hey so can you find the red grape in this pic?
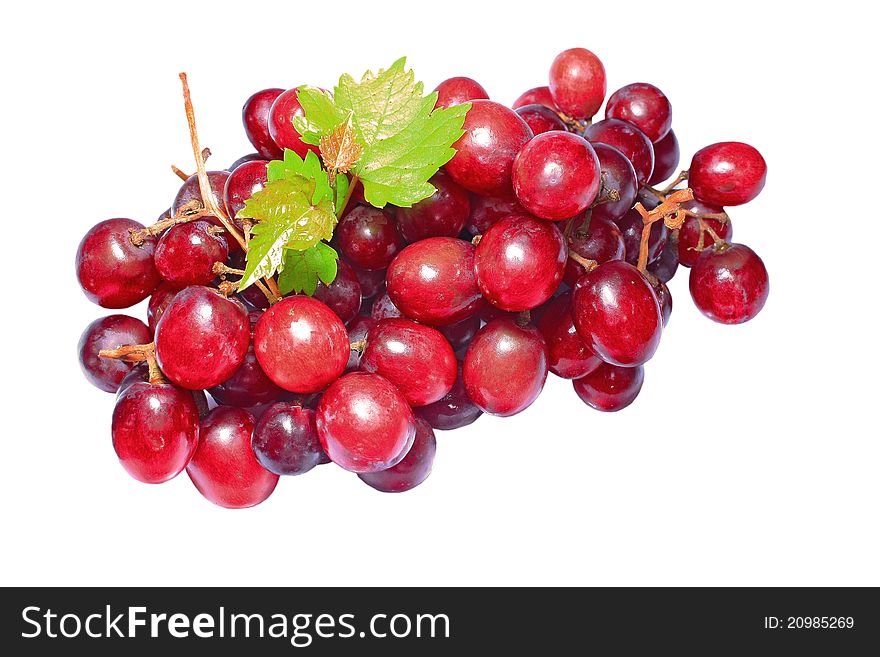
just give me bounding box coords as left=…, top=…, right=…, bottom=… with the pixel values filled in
left=573, top=363, right=644, bottom=412
left=536, top=293, right=602, bottom=379
left=590, top=143, right=638, bottom=223
left=617, top=207, right=668, bottom=267
left=358, top=417, right=436, bottom=493
left=463, top=319, right=549, bottom=416
left=316, top=372, right=416, bottom=473
left=254, top=295, right=349, bottom=393
left=514, top=104, right=566, bottom=135
left=313, top=259, right=361, bottom=324
left=416, top=363, right=482, bottom=430
left=394, top=172, right=471, bottom=242
left=154, top=220, right=229, bottom=286
left=689, top=142, right=767, bottom=206
left=434, top=76, right=489, bottom=108
left=76, top=218, right=161, bottom=308
left=512, top=86, right=557, bottom=111
left=360, top=318, right=457, bottom=406
left=689, top=243, right=769, bottom=324
left=445, top=100, right=533, bottom=197
left=78, top=315, right=151, bottom=392
left=583, top=118, right=655, bottom=187
left=467, top=194, right=526, bottom=235
left=572, top=260, right=662, bottom=367
left=549, top=48, right=606, bottom=119
left=187, top=407, right=279, bottom=508
left=147, top=283, right=181, bottom=334
left=252, top=403, right=327, bottom=476
left=474, top=214, right=566, bottom=311
left=648, top=129, right=680, bottom=186
left=563, top=215, right=626, bottom=286
left=337, top=205, right=404, bottom=270
left=386, top=237, right=483, bottom=325
left=677, top=200, right=732, bottom=268
left=512, top=131, right=601, bottom=220
left=112, top=381, right=200, bottom=484
left=155, top=286, right=250, bottom=390
left=242, top=88, right=284, bottom=159
left=267, top=88, right=319, bottom=160
left=223, top=159, right=268, bottom=225
left=605, top=83, right=672, bottom=142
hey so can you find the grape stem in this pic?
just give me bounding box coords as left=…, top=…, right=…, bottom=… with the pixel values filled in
left=99, top=343, right=165, bottom=385
left=171, top=165, right=190, bottom=182
left=568, top=252, right=598, bottom=273
left=179, top=72, right=280, bottom=305
left=213, top=262, right=245, bottom=277
left=634, top=188, right=694, bottom=273
left=515, top=311, right=532, bottom=328
left=128, top=199, right=206, bottom=246
left=659, top=170, right=690, bottom=196
left=350, top=339, right=367, bottom=353
left=336, top=175, right=360, bottom=219
left=471, top=234, right=482, bottom=246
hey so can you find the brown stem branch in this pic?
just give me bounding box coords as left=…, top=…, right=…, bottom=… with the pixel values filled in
left=179, top=73, right=247, bottom=251
left=171, top=165, right=191, bottom=181
left=350, top=339, right=367, bottom=353
left=660, top=170, right=690, bottom=196
left=568, top=252, right=598, bottom=273
left=99, top=343, right=165, bottom=385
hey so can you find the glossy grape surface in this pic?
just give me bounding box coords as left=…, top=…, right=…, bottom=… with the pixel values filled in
left=254, top=295, right=349, bottom=393
left=605, top=83, right=672, bottom=142
left=648, top=129, right=680, bottom=186
left=155, top=286, right=250, bottom=390
left=358, top=417, right=436, bottom=493
left=573, top=363, right=644, bottom=412
left=386, top=237, right=483, bottom=325
left=474, top=214, right=566, bottom=311
left=267, top=88, right=320, bottom=160
left=360, top=318, right=457, bottom=406
left=337, top=205, right=404, bottom=270
left=252, top=403, right=326, bottom=476
left=434, top=76, right=489, bottom=108
left=154, top=220, right=229, bottom=286
left=78, top=315, right=151, bottom=392
left=394, top=172, right=471, bottom=242
left=689, top=142, right=767, bottom=206
left=514, top=104, right=566, bottom=135
left=536, top=293, right=602, bottom=379
left=512, top=131, right=601, bottom=220
left=590, top=143, right=638, bottom=223
left=187, top=407, right=279, bottom=508
left=112, top=381, right=200, bottom=484
left=76, top=218, right=161, bottom=308
left=549, top=48, right=606, bottom=119
left=463, top=319, right=549, bottom=416
left=572, top=260, right=662, bottom=367
left=689, top=243, right=769, bottom=324
left=583, top=118, right=655, bottom=186
left=316, top=372, right=416, bottom=473
left=445, top=100, right=533, bottom=197
left=242, top=88, right=284, bottom=159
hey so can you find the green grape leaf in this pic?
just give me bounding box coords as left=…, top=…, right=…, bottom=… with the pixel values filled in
left=295, top=57, right=470, bottom=209
left=236, top=173, right=336, bottom=291
left=356, top=98, right=469, bottom=207
left=293, top=87, right=347, bottom=146
left=266, top=149, right=333, bottom=206
left=334, top=57, right=425, bottom=146
left=277, top=243, right=339, bottom=296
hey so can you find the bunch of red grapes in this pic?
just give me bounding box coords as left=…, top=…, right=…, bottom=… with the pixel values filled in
left=76, top=48, right=768, bottom=508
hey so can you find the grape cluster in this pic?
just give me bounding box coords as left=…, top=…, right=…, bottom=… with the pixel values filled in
left=76, top=48, right=769, bottom=508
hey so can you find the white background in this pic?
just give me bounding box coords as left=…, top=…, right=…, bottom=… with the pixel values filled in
left=2, top=0, right=877, bottom=587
